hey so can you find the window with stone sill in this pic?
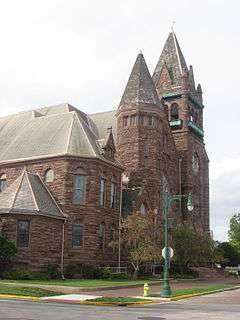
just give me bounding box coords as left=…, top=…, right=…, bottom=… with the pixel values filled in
left=72, top=223, right=84, bottom=247
left=99, top=223, right=105, bottom=250
left=0, top=173, right=6, bottom=192
left=44, top=168, right=54, bottom=183
left=110, top=225, right=116, bottom=253
left=17, top=220, right=30, bottom=248
left=100, top=177, right=106, bottom=206
left=73, top=168, right=86, bottom=205
left=110, top=181, right=117, bottom=208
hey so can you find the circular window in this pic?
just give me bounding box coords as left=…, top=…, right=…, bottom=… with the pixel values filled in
left=192, top=153, right=199, bottom=174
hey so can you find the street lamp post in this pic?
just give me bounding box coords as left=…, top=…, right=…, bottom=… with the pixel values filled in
left=161, top=192, right=193, bottom=298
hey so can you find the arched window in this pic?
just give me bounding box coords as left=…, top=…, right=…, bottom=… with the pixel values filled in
left=99, top=223, right=106, bottom=250
left=0, top=174, right=7, bottom=192
left=140, top=203, right=147, bottom=215
left=170, top=103, right=179, bottom=121
left=110, top=225, right=116, bottom=253
left=73, top=168, right=86, bottom=205
left=100, top=177, right=106, bottom=206
left=45, top=169, right=54, bottom=183
left=110, top=179, right=117, bottom=209
left=72, top=222, right=84, bottom=247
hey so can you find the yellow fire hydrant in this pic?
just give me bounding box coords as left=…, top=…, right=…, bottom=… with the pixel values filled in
left=143, top=283, right=150, bottom=297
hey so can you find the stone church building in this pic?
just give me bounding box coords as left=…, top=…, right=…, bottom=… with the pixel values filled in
left=0, top=31, right=209, bottom=271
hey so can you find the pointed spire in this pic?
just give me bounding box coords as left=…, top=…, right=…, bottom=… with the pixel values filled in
left=188, top=65, right=196, bottom=90
left=152, top=31, right=188, bottom=87
left=119, top=53, right=160, bottom=108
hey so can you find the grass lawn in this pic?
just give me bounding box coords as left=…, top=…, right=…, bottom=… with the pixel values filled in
left=87, top=297, right=152, bottom=304
left=0, top=278, right=159, bottom=288
left=0, top=285, right=59, bottom=297
left=150, top=284, right=237, bottom=298
left=171, top=284, right=236, bottom=297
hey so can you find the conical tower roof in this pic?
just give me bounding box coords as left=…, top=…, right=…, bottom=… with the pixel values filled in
left=0, top=171, right=65, bottom=219
left=119, top=53, right=160, bottom=107
left=152, top=31, right=188, bottom=86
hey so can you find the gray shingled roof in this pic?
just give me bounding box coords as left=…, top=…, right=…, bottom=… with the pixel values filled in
left=0, top=171, right=65, bottom=219
left=0, top=103, right=120, bottom=166
left=90, top=110, right=116, bottom=140
left=119, top=53, right=160, bottom=107
left=152, top=32, right=188, bottom=86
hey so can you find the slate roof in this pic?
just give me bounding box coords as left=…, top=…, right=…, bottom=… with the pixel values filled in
left=119, top=53, right=160, bottom=107
left=90, top=110, right=116, bottom=140
left=152, top=31, right=188, bottom=86
left=0, top=171, right=65, bottom=219
left=0, top=103, right=120, bottom=166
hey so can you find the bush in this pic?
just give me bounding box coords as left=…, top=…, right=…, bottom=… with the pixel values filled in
left=64, top=263, right=113, bottom=279
left=0, top=235, right=17, bottom=274
left=2, top=268, right=33, bottom=280
left=45, top=264, right=61, bottom=279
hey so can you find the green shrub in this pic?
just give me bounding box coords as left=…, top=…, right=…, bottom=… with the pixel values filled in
left=0, top=235, right=17, bottom=274
left=64, top=263, right=114, bottom=279
left=2, top=268, right=33, bottom=280
left=45, top=264, right=61, bottom=279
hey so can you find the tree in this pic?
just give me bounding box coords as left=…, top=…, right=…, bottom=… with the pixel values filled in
left=228, top=213, right=240, bottom=253
left=171, top=227, right=215, bottom=274
left=217, top=242, right=240, bottom=267
left=118, top=210, right=162, bottom=278
left=0, top=235, right=17, bottom=273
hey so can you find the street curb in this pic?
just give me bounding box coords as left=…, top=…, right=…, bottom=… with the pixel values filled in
left=0, top=294, right=39, bottom=301
left=0, top=294, right=154, bottom=306
left=170, top=285, right=240, bottom=301
left=44, top=299, right=154, bottom=306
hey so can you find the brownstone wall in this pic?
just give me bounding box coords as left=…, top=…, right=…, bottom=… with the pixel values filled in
left=0, top=156, right=123, bottom=270
left=1, top=214, right=63, bottom=271
left=116, top=103, right=180, bottom=226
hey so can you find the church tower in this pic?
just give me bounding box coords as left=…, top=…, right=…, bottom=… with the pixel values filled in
left=116, top=53, right=179, bottom=214
left=152, top=31, right=209, bottom=232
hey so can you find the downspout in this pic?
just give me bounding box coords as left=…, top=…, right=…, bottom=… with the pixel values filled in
left=118, top=174, right=123, bottom=273
left=179, top=157, right=182, bottom=219
left=61, top=219, right=66, bottom=279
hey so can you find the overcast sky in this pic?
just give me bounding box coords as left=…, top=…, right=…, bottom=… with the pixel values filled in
left=0, top=0, right=239, bottom=241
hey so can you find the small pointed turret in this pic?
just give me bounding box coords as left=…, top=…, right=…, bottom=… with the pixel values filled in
left=119, top=53, right=160, bottom=108
left=153, top=31, right=188, bottom=87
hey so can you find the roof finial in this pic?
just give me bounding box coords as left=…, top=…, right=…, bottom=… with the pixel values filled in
left=171, top=21, right=176, bottom=33
left=140, top=49, right=143, bottom=54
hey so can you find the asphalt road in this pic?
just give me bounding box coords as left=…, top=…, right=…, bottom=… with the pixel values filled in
left=0, top=289, right=240, bottom=320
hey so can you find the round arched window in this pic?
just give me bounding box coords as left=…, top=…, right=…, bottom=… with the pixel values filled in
left=45, top=169, right=54, bottom=182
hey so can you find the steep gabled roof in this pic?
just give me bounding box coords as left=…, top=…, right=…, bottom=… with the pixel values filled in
left=119, top=53, right=160, bottom=107
left=152, top=31, right=188, bottom=86
left=0, top=171, right=65, bottom=219
left=0, top=104, right=120, bottom=166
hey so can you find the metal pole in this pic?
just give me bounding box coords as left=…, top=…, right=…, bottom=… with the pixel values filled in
left=118, top=175, right=123, bottom=273
left=161, top=192, right=172, bottom=297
